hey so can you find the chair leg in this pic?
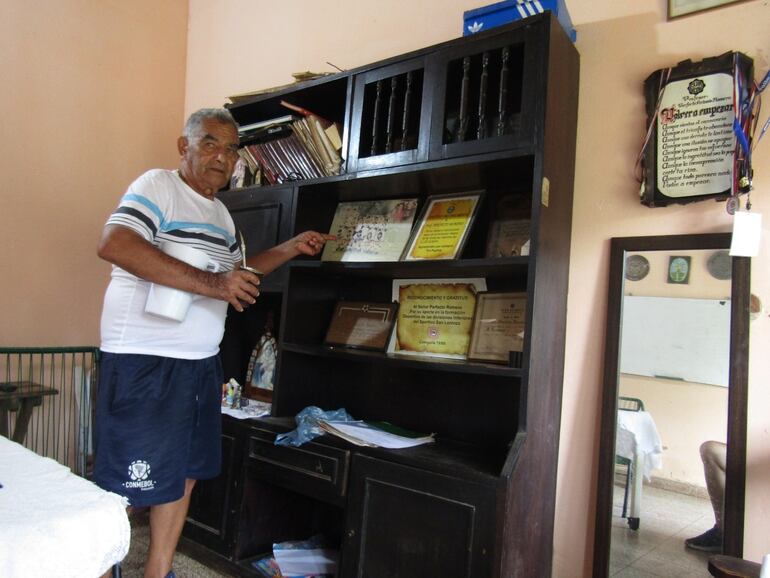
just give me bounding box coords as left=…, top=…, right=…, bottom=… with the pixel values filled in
left=113, top=562, right=122, bottom=578
left=621, top=462, right=631, bottom=519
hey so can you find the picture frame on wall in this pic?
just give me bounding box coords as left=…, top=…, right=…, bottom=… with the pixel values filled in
left=668, top=0, right=745, bottom=19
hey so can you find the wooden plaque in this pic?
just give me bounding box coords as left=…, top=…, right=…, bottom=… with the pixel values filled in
left=467, top=292, right=527, bottom=364
left=402, top=191, right=482, bottom=261
left=324, top=301, right=398, bottom=351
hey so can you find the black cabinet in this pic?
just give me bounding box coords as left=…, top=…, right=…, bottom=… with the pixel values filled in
left=185, top=14, right=579, bottom=577
left=185, top=417, right=247, bottom=558
left=341, top=455, right=497, bottom=578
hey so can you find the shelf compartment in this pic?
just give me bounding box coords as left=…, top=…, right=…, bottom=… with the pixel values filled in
left=281, top=342, right=524, bottom=379
left=288, top=256, right=529, bottom=281
left=348, top=56, right=432, bottom=172
left=272, top=349, right=522, bottom=452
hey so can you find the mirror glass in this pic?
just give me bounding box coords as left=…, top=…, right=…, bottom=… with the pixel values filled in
left=594, top=234, right=750, bottom=578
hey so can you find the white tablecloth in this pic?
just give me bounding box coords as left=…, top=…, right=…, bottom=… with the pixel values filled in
left=0, top=436, right=130, bottom=577
left=616, top=409, right=663, bottom=480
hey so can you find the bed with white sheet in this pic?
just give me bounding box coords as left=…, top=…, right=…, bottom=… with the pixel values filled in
left=0, top=435, right=130, bottom=577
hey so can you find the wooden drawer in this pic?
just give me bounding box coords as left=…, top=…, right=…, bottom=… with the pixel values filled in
left=246, top=429, right=350, bottom=506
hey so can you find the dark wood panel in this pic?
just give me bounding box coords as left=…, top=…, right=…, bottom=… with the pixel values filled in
left=342, top=455, right=497, bottom=578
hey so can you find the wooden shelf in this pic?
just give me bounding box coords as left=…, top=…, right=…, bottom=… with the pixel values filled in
left=281, top=342, right=525, bottom=378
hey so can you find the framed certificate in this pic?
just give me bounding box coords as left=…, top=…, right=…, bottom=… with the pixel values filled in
left=485, top=194, right=531, bottom=258
left=668, top=0, right=745, bottom=18
left=401, top=191, right=482, bottom=261
left=324, top=301, right=398, bottom=351
left=389, top=277, right=487, bottom=359
left=321, top=198, right=419, bottom=262
left=467, top=292, right=527, bottom=364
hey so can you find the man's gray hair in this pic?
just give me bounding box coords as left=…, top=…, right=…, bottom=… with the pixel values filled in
left=183, top=108, right=238, bottom=140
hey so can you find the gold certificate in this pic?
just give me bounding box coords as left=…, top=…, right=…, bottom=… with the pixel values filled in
left=390, top=278, right=487, bottom=359
left=467, top=292, right=527, bottom=363
left=402, top=192, right=482, bottom=261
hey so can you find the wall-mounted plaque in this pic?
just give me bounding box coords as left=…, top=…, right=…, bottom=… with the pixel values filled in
left=324, top=301, right=398, bottom=352
left=322, top=198, right=419, bottom=262
left=668, top=255, right=692, bottom=284
left=707, top=249, right=732, bottom=280
left=668, top=0, right=746, bottom=19
left=401, top=191, right=482, bottom=261
left=389, top=277, right=487, bottom=359
left=485, top=194, right=531, bottom=258
left=625, top=254, right=650, bottom=282
left=640, top=52, right=753, bottom=207
left=467, top=292, right=527, bottom=364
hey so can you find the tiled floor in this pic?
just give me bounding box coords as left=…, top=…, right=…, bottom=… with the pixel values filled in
left=610, top=481, right=716, bottom=577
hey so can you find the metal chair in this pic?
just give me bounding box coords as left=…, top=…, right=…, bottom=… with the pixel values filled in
left=616, top=396, right=644, bottom=529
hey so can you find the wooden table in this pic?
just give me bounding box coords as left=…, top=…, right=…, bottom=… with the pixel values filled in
left=0, top=381, right=58, bottom=443
left=708, top=555, right=761, bottom=577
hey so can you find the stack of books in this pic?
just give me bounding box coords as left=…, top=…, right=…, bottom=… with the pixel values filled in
left=234, top=101, right=343, bottom=187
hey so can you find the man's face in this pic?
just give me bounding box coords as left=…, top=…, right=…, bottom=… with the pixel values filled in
left=178, top=118, right=239, bottom=198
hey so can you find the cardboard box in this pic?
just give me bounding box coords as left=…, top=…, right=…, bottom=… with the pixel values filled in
left=463, top=0, right=576, bottom=42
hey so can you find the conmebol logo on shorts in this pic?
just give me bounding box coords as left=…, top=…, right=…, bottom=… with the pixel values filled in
left=125, top=459, right=156, bottom=490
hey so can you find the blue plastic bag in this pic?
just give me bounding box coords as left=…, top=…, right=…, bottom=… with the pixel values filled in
left=275, top=406, right=354, bottom=446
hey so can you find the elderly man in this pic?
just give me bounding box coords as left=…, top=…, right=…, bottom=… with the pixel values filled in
left=94, top=108, right=332, bottom=578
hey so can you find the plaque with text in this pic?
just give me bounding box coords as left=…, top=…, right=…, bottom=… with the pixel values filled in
left=641, top=51, right=753, bottom=207
left=322, top=198, right=419, bottom=262
left=389, top=277, right=487, bottom=359
left=467, top=292, right=527, bottom=364
left=402, top=192, right=482, bottom=261
left=324, top=301, right=398, bottom=351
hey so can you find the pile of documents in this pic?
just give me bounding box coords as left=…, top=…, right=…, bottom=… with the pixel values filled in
left=272, top=535, right=337, bottom=577
left=318, top=420, right=435, bottom=449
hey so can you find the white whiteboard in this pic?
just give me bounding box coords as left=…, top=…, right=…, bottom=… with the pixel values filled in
left=619, top=296, right=730, bottom=387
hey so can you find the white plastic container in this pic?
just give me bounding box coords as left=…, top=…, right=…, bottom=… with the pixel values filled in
left=144, top=242, right=220, bottom=322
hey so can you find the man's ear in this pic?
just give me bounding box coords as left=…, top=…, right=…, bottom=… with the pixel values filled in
left=177, top=136, right=188, bottom=156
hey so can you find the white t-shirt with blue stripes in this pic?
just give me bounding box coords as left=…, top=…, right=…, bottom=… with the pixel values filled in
left=100, top=169, right=242, bottom=359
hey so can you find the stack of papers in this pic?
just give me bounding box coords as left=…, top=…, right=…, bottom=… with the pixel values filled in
left=318, top=420, right=435, bottom=449
left=272, top=535, right=337, bottom=577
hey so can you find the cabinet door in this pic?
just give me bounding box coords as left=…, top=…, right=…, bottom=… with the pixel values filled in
left=347, top=57, right=433, bottom=172
left=184, top=421, right=244, bottom=557
left=428, top=21, right=544, bottom=161
left=341, top=455, right=497, bottom=578
left=219, top=185, right=295, bottom=292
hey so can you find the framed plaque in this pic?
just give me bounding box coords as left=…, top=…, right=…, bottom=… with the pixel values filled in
left=668, top=255, right=692, bottom=284
left=321, top=198, right=419, bottom=262
left=485, top=194, right=531, bottom=258
left=668, top=0, right=746, bottom=18
left=467, top=292, right=527, bottom=364
left=389, top=277, right=487, bottom=359
left=324, top=301, right=398, bottom=351
left=640, top=52, right=753, bottom=207
left=401, top=191, right=482, bottom=261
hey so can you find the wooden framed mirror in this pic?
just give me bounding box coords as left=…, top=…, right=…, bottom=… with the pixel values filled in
left=593, top=233, right=750, bottom=577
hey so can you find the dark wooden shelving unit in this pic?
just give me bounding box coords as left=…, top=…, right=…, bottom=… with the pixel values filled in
left=183, top=14, right=579, bottom=578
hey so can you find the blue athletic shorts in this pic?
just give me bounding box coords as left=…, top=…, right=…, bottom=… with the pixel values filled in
left=93, top=352, right=223, bottom=507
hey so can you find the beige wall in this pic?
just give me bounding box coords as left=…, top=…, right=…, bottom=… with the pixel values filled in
left=0, top=0, right=188, bottom=345
left=183, top=0, right=770, bottom=575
